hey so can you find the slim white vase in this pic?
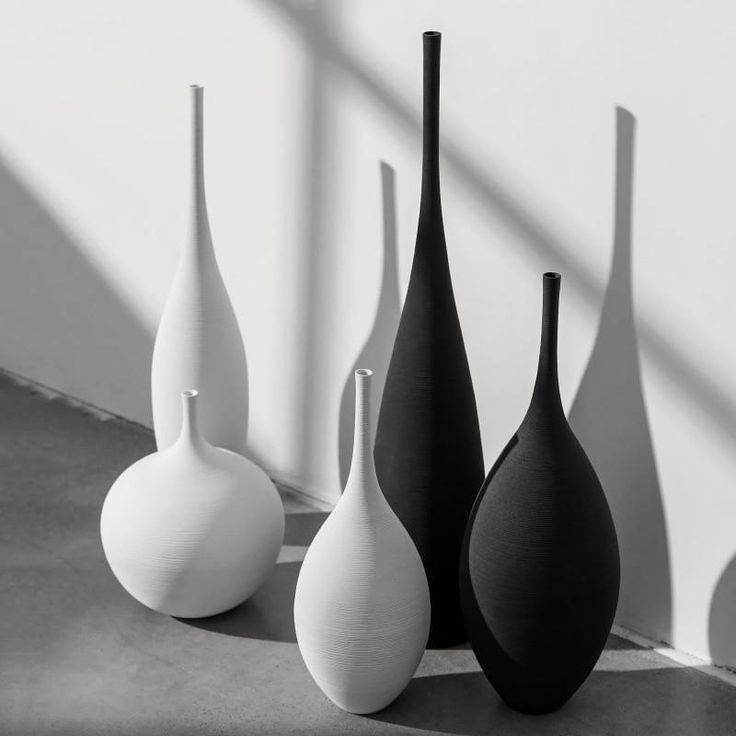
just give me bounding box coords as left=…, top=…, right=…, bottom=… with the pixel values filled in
left=294, top=369, right=430, bottom=714
left=101, top=390, right=284, bottom=618
left=151, top=85, right=248, bottom=454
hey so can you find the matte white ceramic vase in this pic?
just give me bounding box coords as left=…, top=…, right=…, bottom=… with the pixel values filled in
left=151, top=85, right=248, bottom=454
left=100, top=390, right=284, bottom=618
left=294, top=369, right=430, bottom=714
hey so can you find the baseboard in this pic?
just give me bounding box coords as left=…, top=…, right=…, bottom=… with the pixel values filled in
left=269, top=474, right=334, bottom=512
left=612, top=624, right=736, bottom=687
left=0, top=365, right=336, bottom=510
left=0, top=367, right=153, bottom=431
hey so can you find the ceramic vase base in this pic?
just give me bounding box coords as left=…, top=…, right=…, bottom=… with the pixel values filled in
left=317, top=686, right=403, bottom=715
left=501, top=695, right=569, bottom=716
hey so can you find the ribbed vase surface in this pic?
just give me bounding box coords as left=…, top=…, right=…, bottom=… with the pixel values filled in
left=101, top=390, right=284, bottom=618
left=460, top=273, right=620, bottom=714
left=151, top=85, right=248, bottom=454
left=295, top=369, right=430, bottom=714
left=374, top=31, right=484, bottom=648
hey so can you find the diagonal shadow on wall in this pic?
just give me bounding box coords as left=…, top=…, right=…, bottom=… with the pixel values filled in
left=337, top=162, right=401, bottom=487
left=0, top=152, right=153, bottom=424
left=255, top=0, right=736, bottom=484
left=569, top=108, right=671, bottom=643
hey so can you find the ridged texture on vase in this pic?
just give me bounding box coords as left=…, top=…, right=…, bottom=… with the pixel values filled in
left=151, top=85, right=248, bottom=454
left=295, top=370, right=430, bottom=714
left=101, top=390, right=284, bottom=618
left=460, top=273, right=620, bottom=714
left=374, top=31, right=484, bottom=648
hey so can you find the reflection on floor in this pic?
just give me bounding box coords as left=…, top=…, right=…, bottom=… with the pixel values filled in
left=1, top=372, right=735, bottom=735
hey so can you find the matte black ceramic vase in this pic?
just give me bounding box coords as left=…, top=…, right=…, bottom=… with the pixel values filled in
left=374, top=31, right=485, bottom=648
left=459, top=272, right=620, bottom=713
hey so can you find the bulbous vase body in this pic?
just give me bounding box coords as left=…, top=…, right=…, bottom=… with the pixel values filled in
left=152, top=85, right=248, bottom=454
left=295, top=370, right=430, bottom=714
left=374, top=31, right=484, bottom=648
left=101, top=391, right=284, bottom=618
left=460, top=273, right=620, bottom=714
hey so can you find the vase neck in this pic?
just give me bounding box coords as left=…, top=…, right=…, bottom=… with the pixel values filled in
left=176, top=390, right=207, bottom=451
left=419, top=32, right=442, bottom=218
left=346, top=370, right=379, bottom=494
left=529, top=273, right=564, bottom=413
left=188, top=85, right=213, bottom=256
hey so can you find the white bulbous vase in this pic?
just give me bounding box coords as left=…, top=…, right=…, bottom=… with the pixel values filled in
left=151, top=84, right=248, bottom=454
left=101, top=390, right=284, bottom=618
left=294, top=369, right=430, bottom=714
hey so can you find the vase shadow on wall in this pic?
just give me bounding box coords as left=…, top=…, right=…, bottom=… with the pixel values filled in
left=180, top=511, right=327, bottom=643
left=708, top=555, right=736, bottom=667
left=261, top=0, right=736, bottom=487
left=568, top=107, right=671, bottom=644
left=337, top=162, right=401, bottom=487
left=0, top=152, right=154, bottom=423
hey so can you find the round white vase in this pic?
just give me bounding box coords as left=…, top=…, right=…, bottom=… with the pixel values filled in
left=151, top=84, right=248, bottom=454
left=101, top=390, right=284, bottom=618
left=294, top=369, right=430, bottom=714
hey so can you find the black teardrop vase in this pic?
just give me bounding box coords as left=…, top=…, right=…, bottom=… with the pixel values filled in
left=460, top=272, right=620, bottom=713
left=374, top=31, right=485, bottom=648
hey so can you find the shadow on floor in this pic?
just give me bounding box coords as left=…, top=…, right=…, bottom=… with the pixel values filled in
left=284, top=511, right=329, bottom=546
left=569, top=108, right=671, bottom=643
left=181, top=511, right=328, bottom=643
left=337, top=162, right=401, bottom=487
left=371, top=665, right=736, bottom=736
left=182, top=561, right=302, bottom=643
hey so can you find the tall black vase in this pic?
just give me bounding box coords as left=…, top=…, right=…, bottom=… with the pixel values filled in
left=459, top=272, right=620, bottom=713
left=374, top=31, right=485, bottom=648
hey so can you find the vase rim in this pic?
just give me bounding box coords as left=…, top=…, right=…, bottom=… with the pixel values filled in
left=543, top=271, right=561, bottom=281
left=424, top=30, right=441, bottom=37
left=355, top=368, right=373, bottom=377
left=190, top=84, right=203, bottom=90
left=182, top=389, right=198, bottom=398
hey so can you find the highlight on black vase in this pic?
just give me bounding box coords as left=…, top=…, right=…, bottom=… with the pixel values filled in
left=374, top=30, right=485, bottom=648
left=459, top=272, right=620, bottom=714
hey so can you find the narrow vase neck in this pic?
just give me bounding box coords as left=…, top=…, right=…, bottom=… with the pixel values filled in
left=530, top=273, right=564, bottom=413
left=188, top=85, right=212, bottom=254
left=346, top=370, right=378, bottom=491
left=419, top=32, right=442, bottom=216
left=177, top=390, right=207, bottom=450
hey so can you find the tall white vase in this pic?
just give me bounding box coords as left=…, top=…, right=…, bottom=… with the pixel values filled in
left=294, top=369, right=430, bottom=714
left=151, top=85, right=248, bottom=454
left=101, top=390, right=284, bottom=618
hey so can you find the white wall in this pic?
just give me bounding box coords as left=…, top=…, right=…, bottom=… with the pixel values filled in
left=1, top=0, right=735, bottom=668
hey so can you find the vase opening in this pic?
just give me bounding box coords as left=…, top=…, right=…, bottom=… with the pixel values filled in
left=543, top=271, right=561, bottom=281
left=424, top=30, right=441, bottom=37
left=178, top=389, right=206, bottom=447
left=355, top=369, right=373, bottom=377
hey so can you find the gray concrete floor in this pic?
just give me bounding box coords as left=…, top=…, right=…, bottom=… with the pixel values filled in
left=2, top=373, right=736, bottom=735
